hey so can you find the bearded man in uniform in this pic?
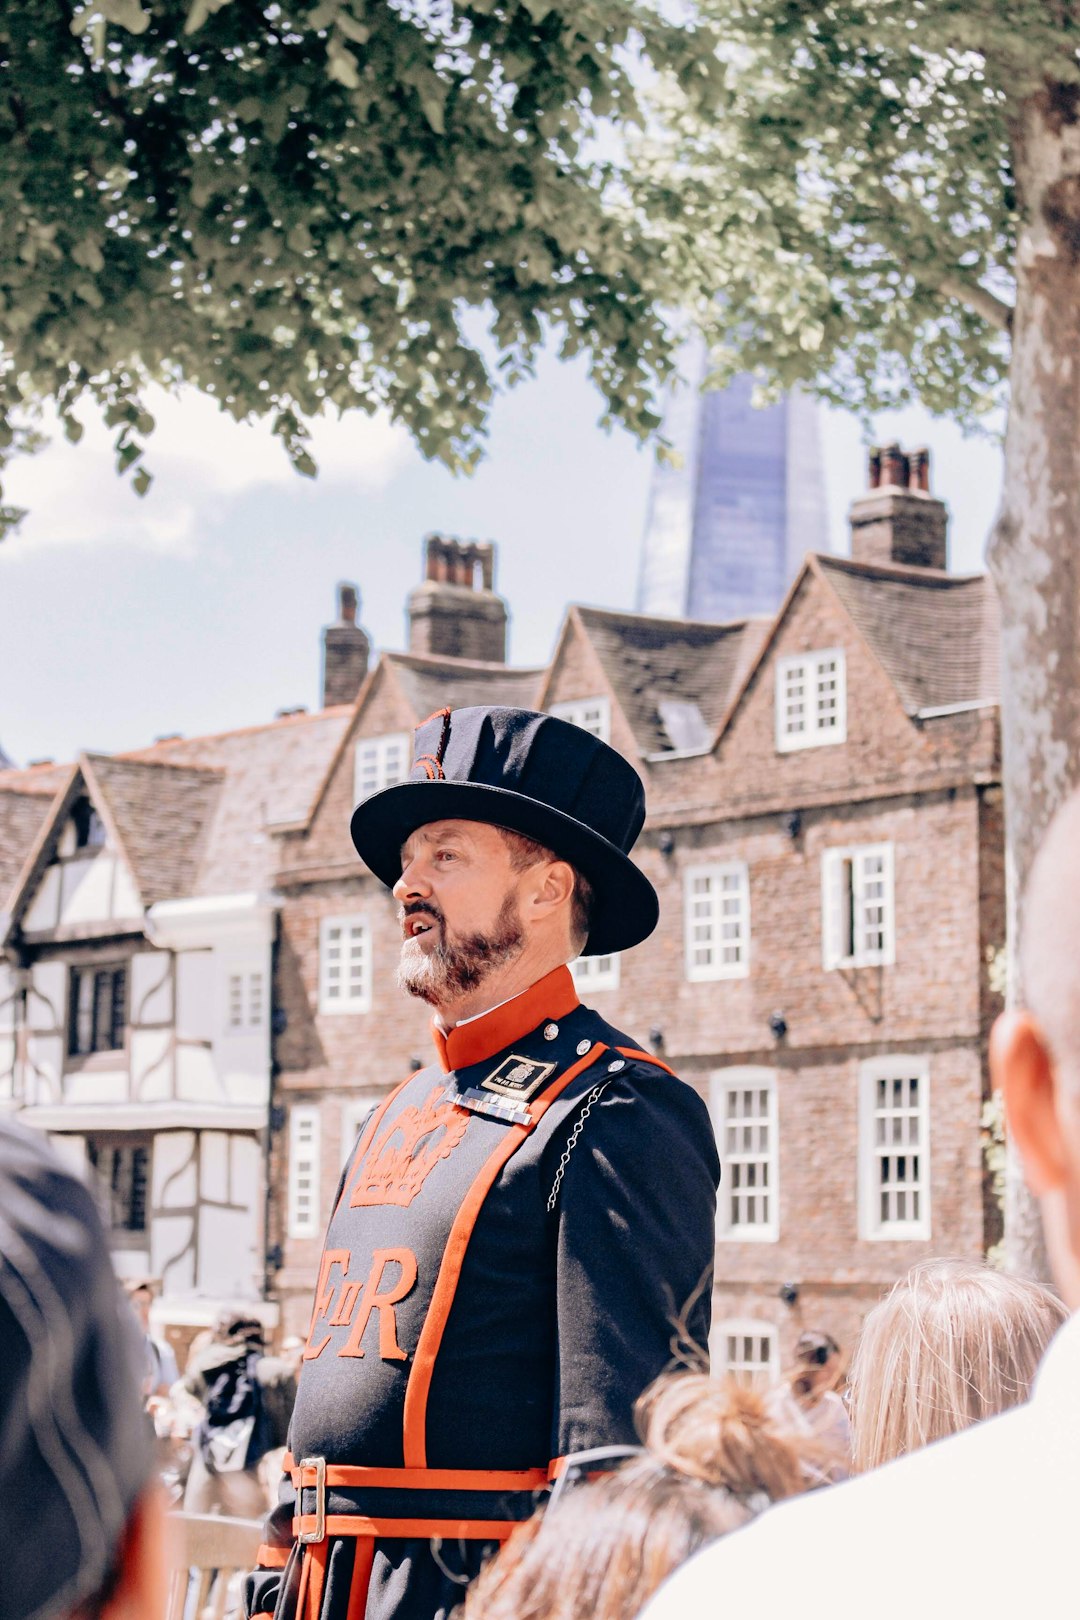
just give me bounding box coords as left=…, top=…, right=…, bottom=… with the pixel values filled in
left=246, top=706, right=720, bottom=1620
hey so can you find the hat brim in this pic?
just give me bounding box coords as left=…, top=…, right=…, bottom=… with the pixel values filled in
left=350, top=781, right=659, bottom=957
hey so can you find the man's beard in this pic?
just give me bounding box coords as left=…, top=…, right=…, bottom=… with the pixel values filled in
left=397, top=893, right=526, bottom=1006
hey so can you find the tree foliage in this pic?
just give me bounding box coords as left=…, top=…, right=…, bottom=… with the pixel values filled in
left=0, top=0, right=719, bottom=504
left=638, top=0, right=1080, bottom=424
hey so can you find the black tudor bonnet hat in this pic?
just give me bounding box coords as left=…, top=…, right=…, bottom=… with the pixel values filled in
left=349, top=706, right=660, bottom=956
left=0, top=1119, right=153, bottom=1620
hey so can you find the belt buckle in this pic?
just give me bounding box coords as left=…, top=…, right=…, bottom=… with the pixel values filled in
left=298, top=1455, right=326, bottom=1544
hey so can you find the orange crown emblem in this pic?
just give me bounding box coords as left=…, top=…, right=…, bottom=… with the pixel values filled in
left=349, top=1086, right=468, bottom=1209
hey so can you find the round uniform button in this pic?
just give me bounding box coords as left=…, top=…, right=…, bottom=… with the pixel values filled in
left=576, top=1039, right=592, bottom=1056
left=543, top=1023, right=559, bottom=1041
left=607, top=1058, right=626, bottom=1072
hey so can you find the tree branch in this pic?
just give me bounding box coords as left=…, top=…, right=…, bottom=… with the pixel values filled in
left=940, top=273, right=1015, bottom=334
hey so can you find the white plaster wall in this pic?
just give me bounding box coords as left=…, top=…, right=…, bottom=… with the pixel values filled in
left=27, top=961, right=65, bottom=1031
left=25, top=1034, right=63, bottom=1105
left=197, top=1132, right=262, bottom=1298
left=64, top=1065, right=129, bottom=1106
left=59, top=853, right=141, bottom=926
left=24, top=866, right=61, bottom=932
left=131, top=950, right=173, bottom=1027
left=176, top=950, right=214, bottom=1043
left=48, top=1133, right=88, bottom=1174
left=152, top=1130, right=198, bottom=1293
left=176, top=1045, right=221, bottom=1103
left=131, top=1029, right=172, bottom=1102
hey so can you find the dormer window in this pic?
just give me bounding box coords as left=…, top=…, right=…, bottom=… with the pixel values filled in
left=72, top=797, right=106, bottom=850
left=775, top=650, right=846, bottom=751
left=549, top=697, right=610, bottom=743
left=354, top=733, right=410, bottom=803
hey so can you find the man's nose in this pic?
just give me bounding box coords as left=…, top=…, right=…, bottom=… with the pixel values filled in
left=393, top=855, right=432, bottom=903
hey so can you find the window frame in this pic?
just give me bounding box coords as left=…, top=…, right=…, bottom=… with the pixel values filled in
left=67, top=962, right=129, bottom=1058
left=86, top=1134, right=151, bottom=1248
left=858, top=1055, right=931, bottom=1241
left=683, top=861, right=751, bottom=983
left=318, top=915, right=372, bottom=1015
left=569, top=952, right=621, bottom=993
left=353, top=732, right=411, bottom=805
left=549, top=696, right=611, bottom=744
left=225, top=969, right=265, bottom=1033
left=821, top=842, right=895, bottom=970
left=287, top=1106, right=322, bottom=1240
left=775, top=648, right=847, bottom=753
left=711, top=1068, right=779, bottom=1243
left=712, top=1317, right=779, bottom=1389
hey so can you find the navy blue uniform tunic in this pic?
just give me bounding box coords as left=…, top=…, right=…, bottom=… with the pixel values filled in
left=245, top=966, right=719, bottom=1620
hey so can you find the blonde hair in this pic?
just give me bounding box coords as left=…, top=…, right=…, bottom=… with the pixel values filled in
left=848, top=1258, right=1068, bottom=1473
left=463, top=1376, right=810, bottom=1620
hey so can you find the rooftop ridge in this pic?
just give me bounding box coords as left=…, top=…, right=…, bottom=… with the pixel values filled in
left=815, top=552, right=987, bottom=588
left=575, top=602, right=761, bottom=635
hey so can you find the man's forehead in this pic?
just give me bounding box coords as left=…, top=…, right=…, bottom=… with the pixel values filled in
left=400, top=819, right=497, bottom=855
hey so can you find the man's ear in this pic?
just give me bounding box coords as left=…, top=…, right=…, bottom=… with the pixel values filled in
left=101, top=1485, right=169, bottom=1620
left=991, top=1010, right=1068, bottom=1196
left=522, top=859, right=575, bottom=921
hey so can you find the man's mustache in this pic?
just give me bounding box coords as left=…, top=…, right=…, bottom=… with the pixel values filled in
left=399, top=901, right=446, bottom=929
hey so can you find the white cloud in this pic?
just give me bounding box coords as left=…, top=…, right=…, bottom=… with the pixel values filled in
left=2, top=386, right=412, bottom=555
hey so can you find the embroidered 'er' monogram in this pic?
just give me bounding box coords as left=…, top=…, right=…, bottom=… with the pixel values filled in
left=350, top=1085, right=469, bottom=1209
left=302, top=1247, right=419, bottom=1362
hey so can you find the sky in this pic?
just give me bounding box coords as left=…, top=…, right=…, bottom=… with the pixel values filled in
left=0, top=345, right=1004, bottom=768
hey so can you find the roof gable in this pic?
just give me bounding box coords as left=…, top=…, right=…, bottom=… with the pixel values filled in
left=815, top=556, right=999, bottom=715
left=544, top=604, right=770, bottom=758
left=83, top=754, right=224, bottom=907
left=0, top=790, right=56, bottom=908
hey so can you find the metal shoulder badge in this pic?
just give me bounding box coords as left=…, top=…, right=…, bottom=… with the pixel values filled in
left=448, top=1053, right=557, bottom=1125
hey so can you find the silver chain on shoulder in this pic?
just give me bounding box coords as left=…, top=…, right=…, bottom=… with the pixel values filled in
left=546, top=1080, right=613, bottom=1213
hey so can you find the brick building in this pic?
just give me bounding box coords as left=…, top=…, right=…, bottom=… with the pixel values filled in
left=0, top=448, right=1004, bottom=1382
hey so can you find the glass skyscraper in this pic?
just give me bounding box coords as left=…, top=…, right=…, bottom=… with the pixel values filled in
left=637, top=341, right=829, bottom=622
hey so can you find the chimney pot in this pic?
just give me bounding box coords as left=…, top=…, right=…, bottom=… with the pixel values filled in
left=848, top=443, right=948, bottom=571
left=337, top=582, right=358, bottom=625
left=321, top=580, right=370, bottom=707
left=867, top=446, right=882, bottom=489
left=881, top=442, right=908, bottom=489
left=408, top=536, right=508, bottom=662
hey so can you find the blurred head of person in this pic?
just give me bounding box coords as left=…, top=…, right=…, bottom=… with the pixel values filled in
left=213, top=1313, right=265, bottom=1350
left=462, top=1374, right=811, bottom=1620
left=123, top=1281, right=154, bottom=1336
left=788, top=1330, right=842, bottom=1404
left=992, top=788, right=1080, bottom=1310
left=0, top=1120, right=166, bottom=1620
left=847, top=1257, right=1067, bottom=1473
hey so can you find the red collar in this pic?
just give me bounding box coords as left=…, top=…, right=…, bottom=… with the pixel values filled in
left=431, top=965, right=580, bottom=1073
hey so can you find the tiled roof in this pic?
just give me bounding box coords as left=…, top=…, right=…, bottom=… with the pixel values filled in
left=84, top=755, right=224, bottom=908
left=387, top=653, right=545, bottom=720
left=0, top=761, right=72, bottom=796
left=0, top=791, right=54, bottom=904
left=818, top=557, right=1000, bottom=714
left=122, top=708, right=353, bottom=895
left=574, top=606, right=771, bottom=754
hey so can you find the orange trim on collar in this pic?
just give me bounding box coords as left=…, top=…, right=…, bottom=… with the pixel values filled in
left=430, top=965, right=580, bottom=1073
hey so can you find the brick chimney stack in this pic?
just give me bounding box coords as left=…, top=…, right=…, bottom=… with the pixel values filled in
left=406, top=536, right=507, bottom=663
left=849, top=443, right=948, bottom=571
left=321, top=582, right=371, bottom=707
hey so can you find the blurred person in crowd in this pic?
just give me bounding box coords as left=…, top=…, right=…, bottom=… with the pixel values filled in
left=848, top=1258, right=1067, bottom=1472
left=0, top=1117, right=166, bottom=1620
left=180, top=1314, right=297, bottom=1518
left=463, top=1373, right=811, bottom=1620
left=124, top=1278, right=179, bottom=1402
left=643, top=788, right=1080, bottom=1620
left=766, top=1330, right=850, bottom=1474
